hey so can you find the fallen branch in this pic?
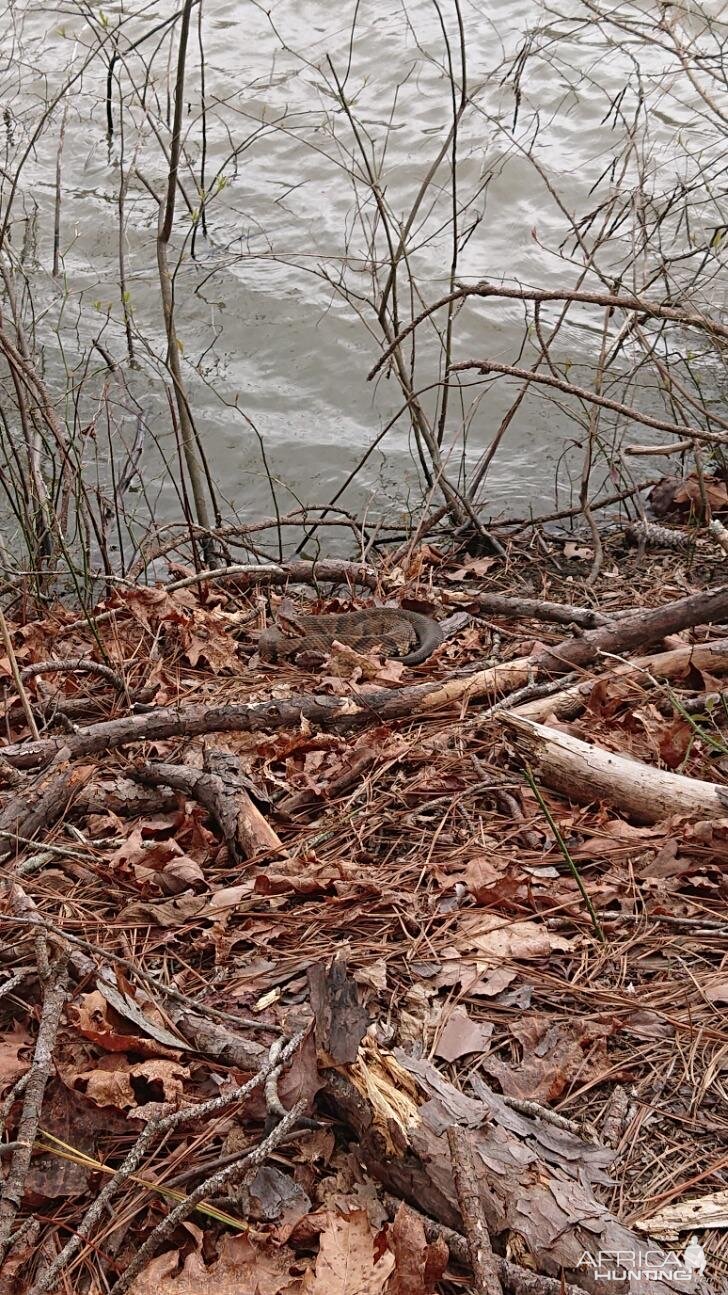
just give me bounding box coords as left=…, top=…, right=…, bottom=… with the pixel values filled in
left=0, top=763, right=95, bottom=863
left=108, top=1098, right=307, bottom=1295
left=133, top=749, right=282, bottom=861
left=0, top=670, right=529, bottom=770
left=20, top=658, right=127, bottom=691
left=380, top=1197, right=589, bottom=1295
left=367, top=281, right=728, bottom=383
left=514, top=638, right=728, bottom=721
left=0, top=958, right=68, bottom=1262
left=26, top=1032, right=307, bottom=1295
left=500, top=712, right=728, bottom=823
left=534, top=584, right=728, bottom=672
left=443, top=590, right=611, bottom=628
left=165, top=557, right=379, bottom=593
left=448, top=1125, right=503, bottom=1295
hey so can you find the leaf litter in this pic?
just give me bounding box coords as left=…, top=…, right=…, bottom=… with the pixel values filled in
left=0, top=530, right=727, bottom=1293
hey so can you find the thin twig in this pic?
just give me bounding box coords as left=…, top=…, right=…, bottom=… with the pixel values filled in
left=0, top=607, right=40, bottom=740
left=0, top=961, right=69, bottom=1262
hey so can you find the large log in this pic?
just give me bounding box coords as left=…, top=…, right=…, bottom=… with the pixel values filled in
left=321, top=1048, right=715, bottom=1295
left=499, top=713, right=728, bottom=823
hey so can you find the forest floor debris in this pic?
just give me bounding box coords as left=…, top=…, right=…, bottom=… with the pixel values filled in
left=1, top=521, right=727, bottom=1294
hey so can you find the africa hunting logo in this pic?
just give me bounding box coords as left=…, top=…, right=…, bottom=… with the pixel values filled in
left=577, top=1238, right=706, bottom=1283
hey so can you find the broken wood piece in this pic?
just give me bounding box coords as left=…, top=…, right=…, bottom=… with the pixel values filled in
left=499, top=712, right=728, bottom=823
left=0, top=763, right=95, bottom=864
left=133, top=750, right=282, bottom=862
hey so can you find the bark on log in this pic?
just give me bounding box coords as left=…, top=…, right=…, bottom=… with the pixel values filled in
left=320, top=1054, right=714, bottom=1295
left=499, top=713, right=728, bottom=823
left=514, top=638, right=728, bottom=721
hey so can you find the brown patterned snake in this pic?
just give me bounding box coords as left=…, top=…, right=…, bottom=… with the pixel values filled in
left=258, top=608, right=442, bottom=665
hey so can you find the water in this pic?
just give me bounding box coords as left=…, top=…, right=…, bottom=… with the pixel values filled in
left=0, top=0, right=724, bottom=559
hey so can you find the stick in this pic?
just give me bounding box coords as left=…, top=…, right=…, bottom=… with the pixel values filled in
left=381, top=1196, right=589, bottom=1295
left=27, top=1033, right=306, bottom=1295
left=0, top=607, right=40, bottom=740
left=0, top=963, right=68, bottom=1261
left=133, top=752, right=282, bottom=860
left=447, top=1126, right=504, bottom=1295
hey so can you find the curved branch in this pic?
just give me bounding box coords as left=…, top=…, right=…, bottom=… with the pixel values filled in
left=367, top=280, right=728, bottom=382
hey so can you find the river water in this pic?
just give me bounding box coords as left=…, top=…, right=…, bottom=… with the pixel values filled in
left=0, top=0, right=724, bottom=553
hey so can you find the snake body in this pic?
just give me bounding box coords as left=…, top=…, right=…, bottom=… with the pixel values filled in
left=259, top=608, right=442, bottom=665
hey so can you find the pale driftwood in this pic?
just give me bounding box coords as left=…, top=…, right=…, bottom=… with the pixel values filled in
left=499, top=713, right=728, bottom=823
left=514, top=637, right=728, bottom=721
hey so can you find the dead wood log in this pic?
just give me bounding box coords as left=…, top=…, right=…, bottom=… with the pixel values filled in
left=133, top=749, right=282, bottom=862
left=499, top=713, right=728, bottom=823
left=514, top=638, right=728, bottom=721
left=320, top=1051, right=712, bottom=1295
left=442, top=591, right=612, bottom=628
left=534, top=584, right=728, bottom=673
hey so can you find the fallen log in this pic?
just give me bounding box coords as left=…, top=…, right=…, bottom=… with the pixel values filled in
left=320, top=1043, right=712, bottom=1295
left=534, top=584, right=728, bottom=673
left=499, top=713, right=728, bottom=823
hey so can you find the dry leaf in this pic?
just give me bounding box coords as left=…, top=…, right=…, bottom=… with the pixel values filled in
left=129, top=1234, right=304, bottom=1294
left=458, top=912, right=573, bottom=960
left=434, top=1008, right=493, bottom=1062
left=0, top=1021, right=32, bottom=1089
left=387, top=1204, right=448, bottom=1294
left=301, top=1210, right=394, bottom=1294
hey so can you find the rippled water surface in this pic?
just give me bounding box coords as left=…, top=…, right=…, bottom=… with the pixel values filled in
left=0, top=0, right=724, bottom=542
